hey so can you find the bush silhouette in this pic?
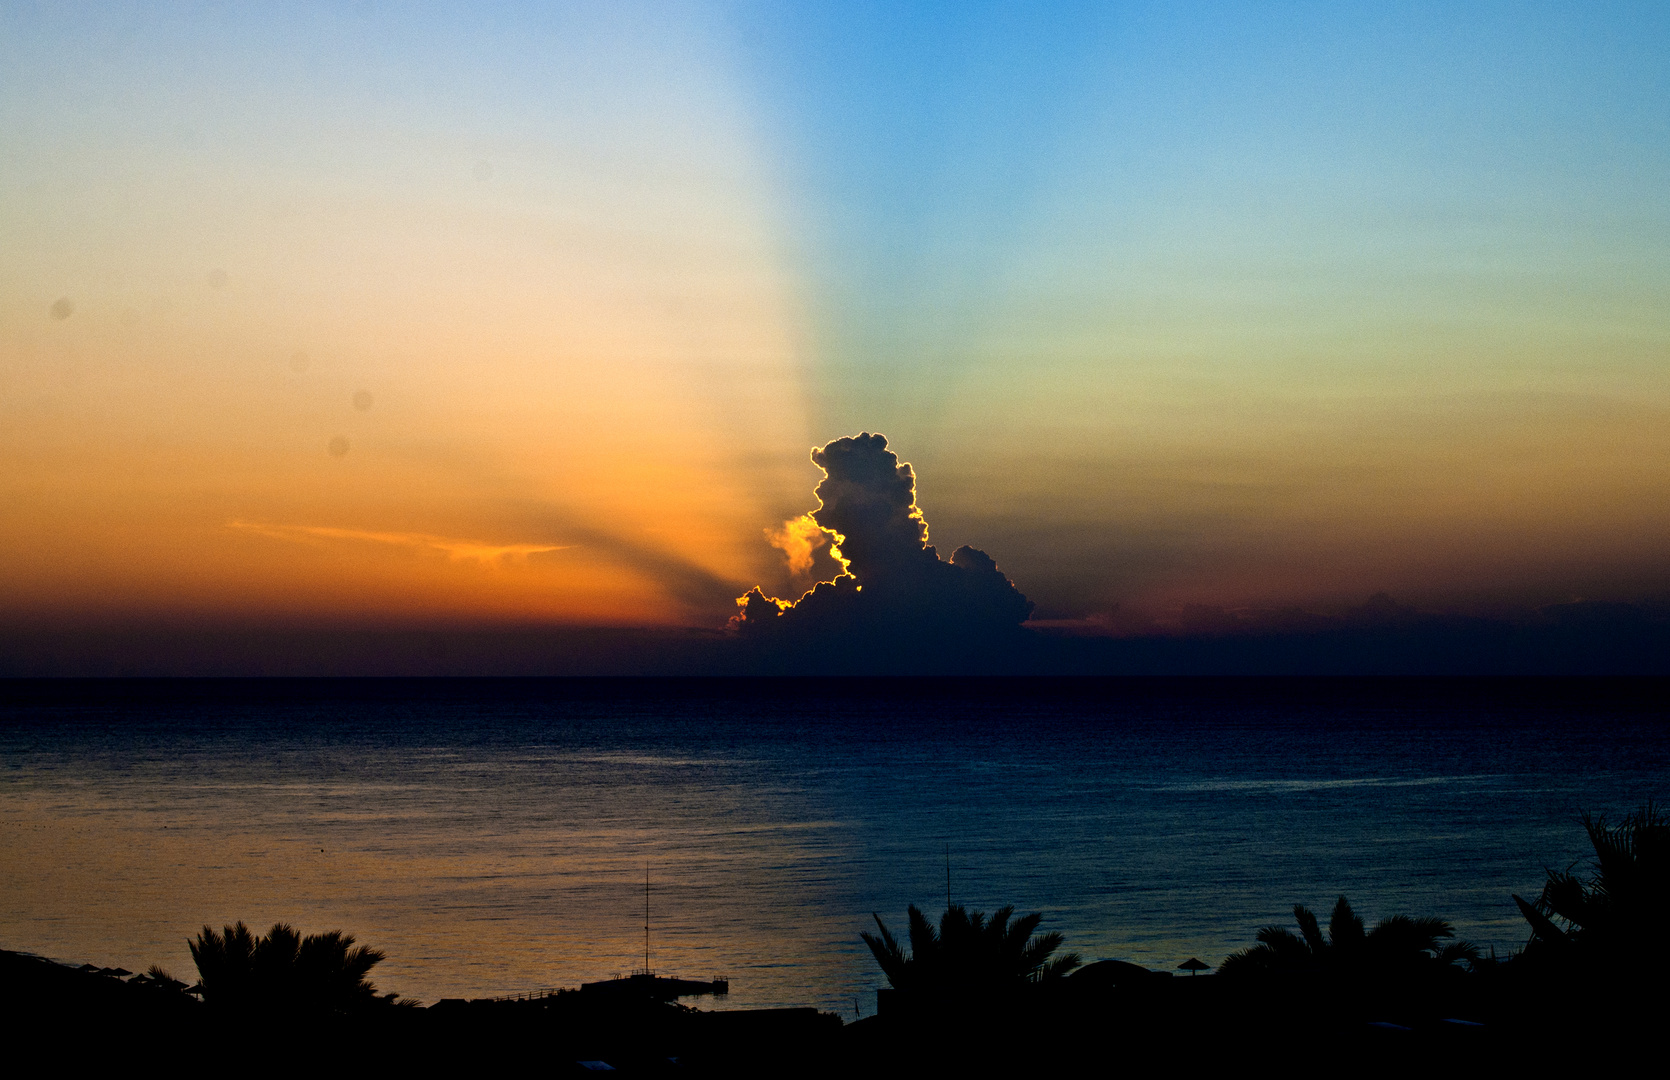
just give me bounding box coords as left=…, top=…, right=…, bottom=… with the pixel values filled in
left=861, top=903, right=1080, bottom=1001
left=1514, top=802, right=1668, bottom=971
left=1219, top=896, right=1477, bottom=978
left=189, top=922, right=402, bottom=1015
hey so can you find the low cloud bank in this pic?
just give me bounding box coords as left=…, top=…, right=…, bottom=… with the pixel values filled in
left=732, top=434, right=1032, bottom=669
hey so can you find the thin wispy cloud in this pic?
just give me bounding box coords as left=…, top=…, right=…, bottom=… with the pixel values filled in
left=227, top=521, right=568, bottom=565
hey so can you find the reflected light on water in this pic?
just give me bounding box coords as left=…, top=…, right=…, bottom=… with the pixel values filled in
left=2, top=681, right=1665, bottom=1012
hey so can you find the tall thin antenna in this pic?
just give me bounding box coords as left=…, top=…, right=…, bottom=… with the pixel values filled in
left=644, top=863, right=651, bottom=975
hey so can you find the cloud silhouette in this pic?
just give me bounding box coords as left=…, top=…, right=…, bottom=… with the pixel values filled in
left=732, top=433, right=1032, bottom=666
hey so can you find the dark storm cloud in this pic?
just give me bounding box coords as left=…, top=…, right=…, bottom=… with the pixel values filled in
left=732, top=434, right=1033, bottom=667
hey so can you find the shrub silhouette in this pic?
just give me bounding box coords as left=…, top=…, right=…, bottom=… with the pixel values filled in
left=189, top=922, right=401, bottom=1015
left=1219, top=896, right=1477, bottom=978
left=1514, top=802, right=1668, bottom=970
left=861, top=903, right=1080, bottom=1000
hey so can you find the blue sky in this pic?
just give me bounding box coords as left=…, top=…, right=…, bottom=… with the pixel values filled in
left=2, top=1, right=1667, bottom=627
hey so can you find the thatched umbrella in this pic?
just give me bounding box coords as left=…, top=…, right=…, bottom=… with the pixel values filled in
left=1176, top=958, right=1210, bottom=976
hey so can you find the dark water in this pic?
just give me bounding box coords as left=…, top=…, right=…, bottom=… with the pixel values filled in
left=1, top=678, right=1665, bottom=1014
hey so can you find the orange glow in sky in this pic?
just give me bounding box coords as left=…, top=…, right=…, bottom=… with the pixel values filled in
left=3, top=4, right=1668, bottom=639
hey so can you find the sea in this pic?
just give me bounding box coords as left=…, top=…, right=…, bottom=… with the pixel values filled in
left=2, top=678, right=1665, bottom=1016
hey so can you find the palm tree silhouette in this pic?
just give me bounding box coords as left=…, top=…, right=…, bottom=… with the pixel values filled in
left=1514, top=802, right=1667, bottom=968
left=862, top=903, right=1080, bottom=999
left=188, top=920, right=259, bottom=1003
left=189, top=922, right=396, bottom=1014
left=1219, top=896, right=1477, bottom=977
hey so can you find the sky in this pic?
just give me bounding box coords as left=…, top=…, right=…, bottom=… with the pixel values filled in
left=3, top=1, right=1668, bottom=644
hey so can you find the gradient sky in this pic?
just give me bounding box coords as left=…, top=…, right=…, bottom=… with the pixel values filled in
left=3, top=1, right=1667, bottom=632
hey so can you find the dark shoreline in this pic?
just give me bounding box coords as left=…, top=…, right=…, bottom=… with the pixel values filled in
left=5, top=943, right=1652, bottom=1076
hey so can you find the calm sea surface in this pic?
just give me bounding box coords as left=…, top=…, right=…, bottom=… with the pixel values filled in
left=2, top=679, right=1665, bottom=1014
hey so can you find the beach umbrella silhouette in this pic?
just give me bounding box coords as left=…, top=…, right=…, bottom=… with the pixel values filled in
left=1177, top=958, right=1210, bottom=976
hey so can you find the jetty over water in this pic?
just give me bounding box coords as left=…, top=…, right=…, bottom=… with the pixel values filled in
left=580, top=970, right=729, bottom=1002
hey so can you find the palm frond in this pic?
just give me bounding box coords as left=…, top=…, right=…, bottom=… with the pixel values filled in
left=1368, top=914, right=1454, bottom=959
left=1434, top=940, right=1481, bottom=968
left=1005, top=911, right=1042, bottom=945
left=907, top=904, right=939, bottom=962
left=1293, top=905, right=1325, bottom=955
left=146, top=964, right=184, bottom=989
left=1514, top=893, right=1571, bottom=950
left=1328, top=896, right=1364, bottom=950
left=1019, top=930, right=1065, bottom=976
left=1218, top=946, right=1273, bottom=976
left=1254, top=925, right=1303, bottom=949
left=861, top=913, right=910, bottom=989
left=1037, top=951, right=1082, bottom=980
